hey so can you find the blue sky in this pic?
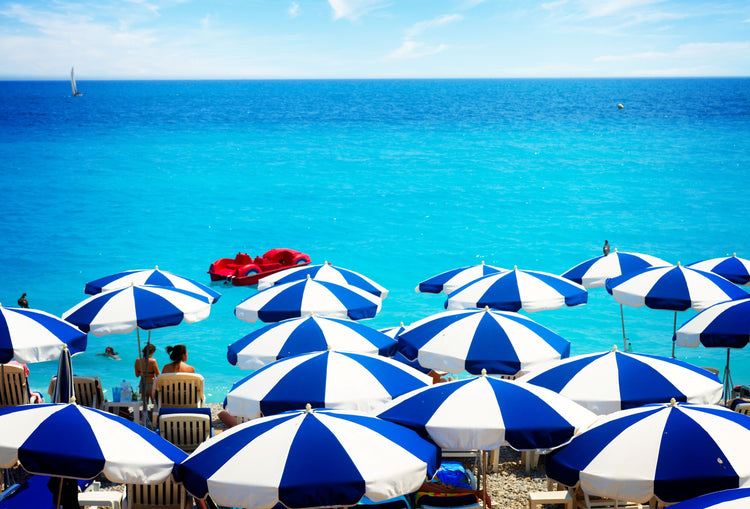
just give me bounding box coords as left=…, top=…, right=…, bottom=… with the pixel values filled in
left=1, top=0, right=749, bottom=79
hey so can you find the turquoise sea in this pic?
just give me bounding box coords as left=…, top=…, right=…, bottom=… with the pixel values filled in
left=1, top=78, right=749, bottom=402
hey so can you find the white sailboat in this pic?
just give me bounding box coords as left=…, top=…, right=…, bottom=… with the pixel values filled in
left=71, top=67, right=82, bottom=96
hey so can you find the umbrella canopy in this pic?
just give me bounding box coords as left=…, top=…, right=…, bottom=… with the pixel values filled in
left=84, top=267, right=221, bottom=303
left=688, top=254, right=750, bottom=285
left=445, top=267, right=588, bottom=313
left=517, top=349, right=722, bottom=414
left=175, top=407, right=440, bottom=509
left=376, top=373, right=597, bottom=451
left=396, top=308, right=570, bottom=376
left=668, top=487, right=750, bottom=509
left=546, top=401, right=750, bottom=505
left=257, top=263, right=388, bottom=299
left=227, top=316, right=398, bottom=370
left=0, top=403, right=187, bottom=484
left=416, top=262, right=507, bottom=294
left=605, top=264, right=747, bottom=312
left=51, top=346, right=74, bottom=404
left=225, top=350, right=432, bottom=419
left=606, top=264, right=747, bottom=357
left=562, top=250, right=671, bottom=289
left=0, top=306, right=87, bottom=364
left=62, top=285, right=212, bottom=336
left=379, top=324, right=434, bottom=375
left=674, top=298, right=750, bottom=401
left=235, top=278, right=382, bottom=323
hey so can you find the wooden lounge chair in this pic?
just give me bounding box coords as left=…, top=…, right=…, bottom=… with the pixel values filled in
left=578, top=492, right=645, bottom=509
left=125, top=477, right=188, bottom=509
left=158, top=412, right=211, bottom=453
left=47, top=376, right=106, bottom=409
left=735, top=402, right=750, bottom=416
left=151, top=373, right=205, bottom=426
left=0, top=364, right=30, bottom=407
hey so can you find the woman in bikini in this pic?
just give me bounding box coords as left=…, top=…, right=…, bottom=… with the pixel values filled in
left=135, top=343, right=160, bottom=405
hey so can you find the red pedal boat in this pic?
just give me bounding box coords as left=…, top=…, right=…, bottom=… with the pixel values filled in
left=208, top=249, right=311, bottom=286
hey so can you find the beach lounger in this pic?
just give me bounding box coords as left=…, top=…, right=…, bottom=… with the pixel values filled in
left=48, top=375, right=106, bottom=409
left=152, top=373, right=205, bottom=412
left=578, top=492, right=644, bottom=509
left=735, top=402, right=750, bottom=416
left=125, top=477, right=188, bottom=509
left=158, top=410, right=212, bottom=453
left=0, top=364, right=30, bottom=407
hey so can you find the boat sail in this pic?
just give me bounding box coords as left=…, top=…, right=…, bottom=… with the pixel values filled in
left=71, top=67, right=82, bottom=96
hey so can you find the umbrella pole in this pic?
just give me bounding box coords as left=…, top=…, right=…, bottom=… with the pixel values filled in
left=723, top=348, right=733, bottom=404
left=482, top=450, right=487, bottom=509
left=620, top=304, right=627, bottom=351
left=55, top=476, right=62, bottom=509
left=671, top=312, right=677, bottom=358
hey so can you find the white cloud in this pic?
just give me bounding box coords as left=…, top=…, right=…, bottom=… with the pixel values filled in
left=406, top=14, right=462, bottom=38
left=289, top=2, right=300, bottom=18
left=327, top=0, right=389, bottom=21
left=386, top=13, right=461, bottom=61
left=576, top=0, right=666, bottom=19
left=386, top=40, right=448, bottom=60
left=595, top=41, right=750, bottom=62
left=123, top=0, right=161, bottom=16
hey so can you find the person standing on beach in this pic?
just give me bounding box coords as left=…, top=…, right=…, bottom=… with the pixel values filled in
left=17, top=293, right=28, bottom=308
left=161, top=344, right=196, bottom=374
left=603, top=240, right=611, bottom=256
left=135, top=343, right=160, bottom=405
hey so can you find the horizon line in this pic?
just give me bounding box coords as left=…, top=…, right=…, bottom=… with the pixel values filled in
left=3, top=75, right=750, bottom=81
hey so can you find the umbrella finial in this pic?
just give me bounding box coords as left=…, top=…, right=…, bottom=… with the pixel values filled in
left=305, top=403, right=313, bottom=413
left=677, top=261, right=681, bottom=266
left=70, top=396, right=77, bottom=404
left=669, top=397, right=677, bottom=407
left=733, top=253, right=737, bottom=257
left=614, top=248, right=618, bottom=253
left=612, top=344, right=618, bottom=352
left=513, top=265, right=518, bottom=270
left=307, top=274, right=311, bottom=280
left=484, top=306, right=490, bottom=312
left=400, top=321, right=404, bottom=327
left=155, top=265, right=159, bottom=270
left=481, top=368, right=487, bottom=377
left=481, top=260, right=485, bottom=265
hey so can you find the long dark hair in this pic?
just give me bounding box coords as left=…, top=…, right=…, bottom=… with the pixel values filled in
left=166, top=344, right=187, bottom=364
left=143, top=343, right=156, bottom=358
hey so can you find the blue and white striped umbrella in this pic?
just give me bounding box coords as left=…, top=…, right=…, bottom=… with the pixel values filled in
left=225, top=350, right=432, bottom=418
left=63, top=285, right=212, bottom=336
left=84, top=266, right=221, bottom=303
left=562, top=250, right=671, bottom=289
left=397, top=308, right=570, bottom=376
left=668, top=487, right=750, bottom=509
left=379, top=324, right=433, bottom=375
left=606, top=264, right=747, bottom=312
left=445, top=267, right=588, bottom=313
left=235, top=278, right=382, bottom=323
left=688, top=254, right=750, bottom=286
left=0, top=403, right=187, bottom=483
left=416, top=262, right=507, bottom=294
left=51, top=346, right=74, bottom=404
left=606, top=264, right=747, bottom=357
left=518, top=349, right=722, bottom=414
left=227, top=316, right=398, bottom=370
left=0, top=306, right=87, bottom=364
left=377, top=373, right=597, bottom=451
left=175, top=407, right=440, bottom=509
left=257, top=263, right=388, bottom=299
left=675, top=298, right=750, bottom=401
left=546, top=401, right=750, bottom=505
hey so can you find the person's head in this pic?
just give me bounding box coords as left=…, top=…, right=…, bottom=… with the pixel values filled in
left=166, top=344, right=187, bottom=363
left=143, top=343, right=156, bottom=357
left=105, top=346, right=117, bottom=355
